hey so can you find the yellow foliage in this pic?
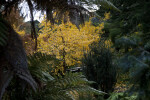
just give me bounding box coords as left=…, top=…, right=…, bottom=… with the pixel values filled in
left=37, top=12, right=111, bottom=74
left=13, top=24, right=25, bottom=36
left=104, top=12, right=111, bottom=21
left=38, top=19, right=104, bottom=67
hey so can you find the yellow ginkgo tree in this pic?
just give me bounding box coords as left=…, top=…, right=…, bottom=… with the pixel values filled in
left=38, top=18, right=104, bottom=73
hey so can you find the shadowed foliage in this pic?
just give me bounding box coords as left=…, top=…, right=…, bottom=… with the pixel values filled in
left=82, top=39, right=117, bottom=94
left=98, top=0, right=150, bottom=99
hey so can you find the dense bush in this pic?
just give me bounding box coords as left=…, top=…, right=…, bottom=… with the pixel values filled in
left=82, top=39, right=117, bottom=93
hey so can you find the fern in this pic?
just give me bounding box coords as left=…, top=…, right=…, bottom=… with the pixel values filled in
left=27, top=52, right=59, bottom=82
left=108, top=93, right=137, bottom=100
left=34, top=72, right=105, bottom=100
left=2, top=52, right=104, bottom=100
left=28, top=52, right=105, bottom=100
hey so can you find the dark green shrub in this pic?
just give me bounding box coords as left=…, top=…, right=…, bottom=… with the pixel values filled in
left=82, top=39, right=117, bottom=93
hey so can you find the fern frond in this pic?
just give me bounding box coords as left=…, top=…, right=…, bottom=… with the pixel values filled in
left=27, top=52, right=58, bottom=82
left=108, top=93, right=137, bottom=100
left=44, top=72, right=105, bottom=100
left=3, top=52, right=105, bottom=100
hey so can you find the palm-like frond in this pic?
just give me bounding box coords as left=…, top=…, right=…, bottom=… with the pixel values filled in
left=27, top=52, right=105, bottom=100
left=107, top=93, right=137, bottom=100
left=27, top=52, right=59, bottom=82
left=34, top=72, right=105, bottom=100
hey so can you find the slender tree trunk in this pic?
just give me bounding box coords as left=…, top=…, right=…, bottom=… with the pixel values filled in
left=62, top=47, right=66, bottom=73
left=61, top=36, right=66, bottom=73
left=27, top=0, right=37, bottom=51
